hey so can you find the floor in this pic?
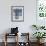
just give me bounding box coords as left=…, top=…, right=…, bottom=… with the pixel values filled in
left=0, top=42, right=46, bottom=46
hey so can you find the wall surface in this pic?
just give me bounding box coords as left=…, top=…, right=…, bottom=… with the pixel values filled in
left=0, top=0, right=36, bottom=42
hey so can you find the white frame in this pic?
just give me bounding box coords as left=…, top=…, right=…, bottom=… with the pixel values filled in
left=11, top=6, right=24, bottom=22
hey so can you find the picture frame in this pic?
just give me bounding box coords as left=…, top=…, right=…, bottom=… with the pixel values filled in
left=11, top=6, right=24, bottom=22
left=36, top=0, right=46, bottom=19
left=36, top=0, right=46, bottom=25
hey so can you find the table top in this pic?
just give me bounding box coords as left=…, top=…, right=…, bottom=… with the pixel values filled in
left=5, top=33, right=17, bottom=36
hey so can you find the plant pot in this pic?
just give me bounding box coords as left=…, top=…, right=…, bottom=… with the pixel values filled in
left=40, top=38, right=45, bottom=43
left=37, top=39, right=40, bottom=43
left=37, top=39, right=45, bottom=44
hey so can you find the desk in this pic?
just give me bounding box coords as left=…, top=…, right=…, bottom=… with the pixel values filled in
left=4, top=33, right=18, bottom=46
left=4, top=33, right=30, bottom=46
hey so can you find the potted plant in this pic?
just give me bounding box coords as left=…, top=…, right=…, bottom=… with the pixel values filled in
left=33, top=32, right=46, bottom=43
left=32, top=24, right=45, bottom=30
left=32, top=25, right=39, bottom=30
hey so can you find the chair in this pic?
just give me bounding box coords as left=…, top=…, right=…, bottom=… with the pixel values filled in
left=18, top=33, right=30, bottom=46
left=4, top=27, right=19, bottom=46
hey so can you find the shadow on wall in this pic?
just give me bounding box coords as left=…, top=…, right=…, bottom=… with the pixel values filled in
left=2, top=28, right=11, bottom=34
left=29, top=25, right=37, bottom=42
left=0, top=28, right=11, bottom=42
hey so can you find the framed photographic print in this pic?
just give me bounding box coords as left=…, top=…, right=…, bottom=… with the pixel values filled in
left=36, top=0, right=46, bottom=26
left=37, top=0, right=46, bottom=19
left=11, top=6, right=24, bottom=22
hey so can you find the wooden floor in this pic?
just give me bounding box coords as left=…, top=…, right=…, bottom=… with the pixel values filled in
left=0, top=42, right=46, bottom=46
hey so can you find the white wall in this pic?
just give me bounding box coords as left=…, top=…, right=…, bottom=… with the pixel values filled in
left=0, top=0, right=36, bottom=42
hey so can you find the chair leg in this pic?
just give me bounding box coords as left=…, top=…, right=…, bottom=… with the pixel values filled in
left=4, top=41, right=7, bottom=46
left=4, top=33, right=7, bottom=46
